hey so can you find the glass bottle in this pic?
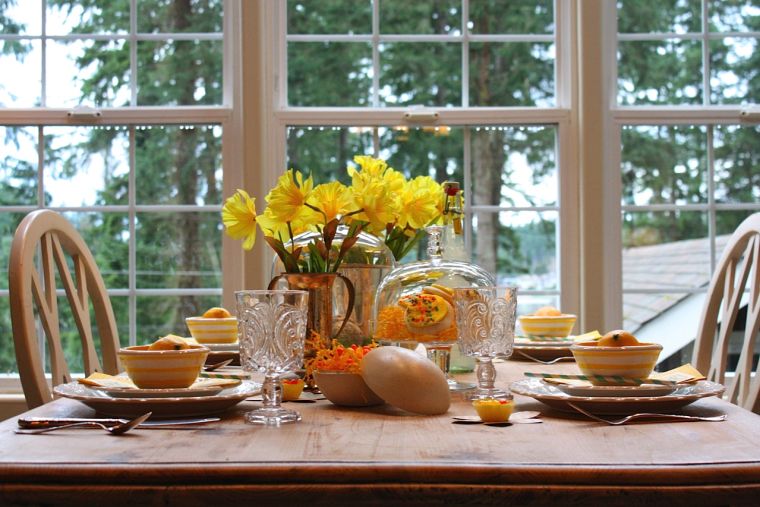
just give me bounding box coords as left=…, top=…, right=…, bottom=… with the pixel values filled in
left=441, top=181, right=477, bottom=374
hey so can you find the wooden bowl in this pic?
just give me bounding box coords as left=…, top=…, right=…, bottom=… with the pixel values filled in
left=314, top=371, right=384, bottom=407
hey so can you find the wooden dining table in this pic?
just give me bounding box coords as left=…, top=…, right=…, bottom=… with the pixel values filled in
left=1, top=358, right=759, bottom=506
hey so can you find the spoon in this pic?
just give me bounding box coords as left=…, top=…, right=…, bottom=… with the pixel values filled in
left=203, top=358, right=233, bottom=372
left=14, top=412, right=152, bottom=435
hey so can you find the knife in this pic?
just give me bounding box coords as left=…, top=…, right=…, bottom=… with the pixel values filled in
left=18, top=416, right=220, bottom=429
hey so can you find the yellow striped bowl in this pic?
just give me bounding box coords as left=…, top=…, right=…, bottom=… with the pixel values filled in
left=119, top=345, right=209, bottom=389
left=518, top=314, right=577, bottom=338
left=570, top=342, right=662, bottom=385
left=185, top=316, right=238, bottom=344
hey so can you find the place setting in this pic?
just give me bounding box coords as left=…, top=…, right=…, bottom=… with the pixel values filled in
left=52, top=329, right=261, bottom=420
left=510, top=331, right=727, bottom=418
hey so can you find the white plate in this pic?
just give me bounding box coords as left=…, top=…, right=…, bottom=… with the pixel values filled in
left=54, top=380, right=261, bottom=419
left=93, top=384, right=225, bottom=399
left=510, top=378, right=724, bottom=415
left=551, top=381, right=676, bottom=398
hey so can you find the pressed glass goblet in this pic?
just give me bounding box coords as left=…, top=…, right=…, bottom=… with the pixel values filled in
left=454, top=287, right=517, bottom=400
left=236, top=289, right=308, bottom=426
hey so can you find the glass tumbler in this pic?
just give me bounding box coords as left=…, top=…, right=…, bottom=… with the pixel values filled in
left=236, top=289, right=308, bottom=426
left=454, top=287, right=517, bottom=400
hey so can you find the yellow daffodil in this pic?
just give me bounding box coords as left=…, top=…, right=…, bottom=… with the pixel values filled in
left=265, top=169, right=317, bottom=225
left=350, top=175, right=401, bottom=233
left=257, top=207, right=312, bottom=242
left=310, top=181, right=354, bottom=222
left=399, top=176, right=441, bottom=230
left=222, top=189, right=258, bottom=250
left=349, top=155, right=387, bottom=179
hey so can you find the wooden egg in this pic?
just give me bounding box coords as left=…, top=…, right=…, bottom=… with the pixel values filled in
left=361, top=346, right=450, bottom=415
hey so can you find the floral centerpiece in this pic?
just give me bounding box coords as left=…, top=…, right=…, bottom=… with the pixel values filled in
left=221, top=155, right=443, bottom=269
left=222, top=155, right=444, bottom=385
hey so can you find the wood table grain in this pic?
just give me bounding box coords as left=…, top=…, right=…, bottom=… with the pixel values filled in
left=1, top=359, right=759, bottom=506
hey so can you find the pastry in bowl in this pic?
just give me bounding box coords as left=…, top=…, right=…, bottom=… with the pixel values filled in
left=570, top=330, right=662, bottom=385
left=186, top=306, right=238, bottom=344
left=518, top=305, right=577, bottom=338
left=119, top=336, right=209, bottom=389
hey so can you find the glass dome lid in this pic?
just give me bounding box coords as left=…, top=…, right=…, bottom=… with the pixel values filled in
left=372, top=226, right=495, bottom=346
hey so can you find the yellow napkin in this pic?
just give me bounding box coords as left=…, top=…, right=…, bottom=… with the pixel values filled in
left=543, top=364, right=706, bottom=388
left=649, top=363, right=706, bottom=384
left=78, top=372, right=240, bottom=389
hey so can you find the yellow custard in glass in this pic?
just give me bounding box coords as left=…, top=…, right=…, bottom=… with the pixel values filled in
left=472, top=399, right=514, bottom=423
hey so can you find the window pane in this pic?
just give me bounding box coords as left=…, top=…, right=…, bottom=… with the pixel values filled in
left=46, top=1, right=130, bottom=35
left=380, top=42, right=460, bottom=107
left=1, top=126, right=38, bottom=205
left=0, top=39, right=40, bottom=106
left=469, top=42, right=554, bottom=107
left=715, top=125, right=760, bottom=204
left=287, top=0, right=371, bottom=35
left=137, top=0, right=223, bottom=33
left=621, top=125, right=707, bottom=206
left=622, top=210, right=709, bottom=288
left=710, top=37, right=758, bottom=105
left=286, top=126, right=374, bottom=183
left=137, top=294, right=221, bottom=344
left=709, top=0, right=760, bottom=32
left=623, top=292, right=703, bottom=343
left=288, top=42, right=372, bottom=106
left=473, top=211, right=558, bottom=291
left=46, top=39, right=130, bottom=107
left=136, top=125, right=223, bottom=205
left=60, top=211, right=130, bottom=289
left=618, top=0, right=701, bottom=33
left=0, top=297, right=14, bottom=373
left=381, top=0, right=461, bottom=35
left=716, top=209, right=758, bottom=237
left=43, top=126, right=129, bottom=207
left=469, top=0, right=554, bottom=34
left=137, top=40, right=223, bottom=105
left=618, top=39, right=702, bottom=105
left=471, top=126, right=557, bottom=207
left=0, top=212, right=30, bottom=290
left=381, top=125, right=464, bottom=180
left=135, top=212, right=222, bottom=290
left=1, top=1, right=40, bottom=34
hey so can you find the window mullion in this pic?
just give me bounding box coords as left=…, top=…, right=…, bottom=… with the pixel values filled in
left=130, top=0, right=137, bottom=106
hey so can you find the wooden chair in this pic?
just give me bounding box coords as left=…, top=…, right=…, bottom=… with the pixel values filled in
left=693, top=212, right=760, bottom=413
left=8, top=210, right=121, bottom=408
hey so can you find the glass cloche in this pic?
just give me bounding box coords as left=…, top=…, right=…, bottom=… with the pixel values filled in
left=373, top=226, right=495, bottom=390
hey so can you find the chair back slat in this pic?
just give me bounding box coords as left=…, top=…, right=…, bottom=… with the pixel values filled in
left=693, top=213, right=760, bottom=413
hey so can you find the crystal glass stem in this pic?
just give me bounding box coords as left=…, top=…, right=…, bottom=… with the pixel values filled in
left=465, top=357, right=509, bottom=400
left=426, top=345, right=475, bottom=392
left=261, top=372, right=282, bottom=408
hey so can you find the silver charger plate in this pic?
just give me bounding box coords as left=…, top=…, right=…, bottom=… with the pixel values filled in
left=510, top=378, right=724, bottom=415
left=54, top=380, right=261, bottom=419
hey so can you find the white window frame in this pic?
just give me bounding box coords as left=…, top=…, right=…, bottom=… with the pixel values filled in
left=599, top=0, right=760, bottom=330
left=0, top=0, right=244, bottom=390
left=252, top=0, right=582, bottom=319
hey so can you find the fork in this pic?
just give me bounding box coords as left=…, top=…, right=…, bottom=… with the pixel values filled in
left=567, top=402, right=726, bottom=425
left=14, top=412, right=152, bottom=435
left=515, top=350, right=575, bottom=365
